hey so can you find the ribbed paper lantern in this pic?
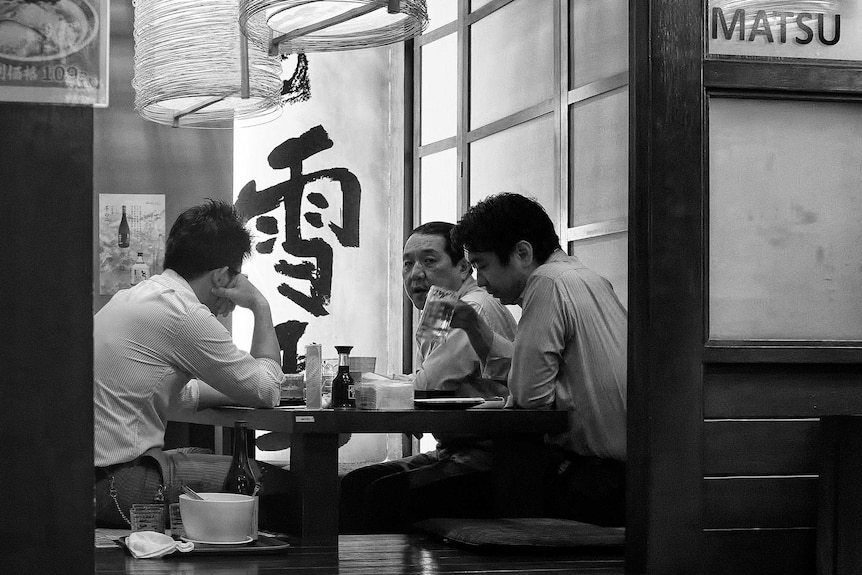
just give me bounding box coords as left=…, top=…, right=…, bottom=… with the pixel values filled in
left=240, top=0, right=428, bottom=55
left=133, top=0, right=283, bottom=128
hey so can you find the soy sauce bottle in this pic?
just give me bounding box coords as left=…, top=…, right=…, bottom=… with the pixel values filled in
left=331, top=346, right=355, bottom=408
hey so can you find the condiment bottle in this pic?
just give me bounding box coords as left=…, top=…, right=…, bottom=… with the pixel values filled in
left=331, top=346, right=355, bottom=408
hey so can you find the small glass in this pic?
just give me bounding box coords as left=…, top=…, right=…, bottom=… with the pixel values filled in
left=321, top=358, right=338, bottom=409
left=415, top=285, right=458, bottom=343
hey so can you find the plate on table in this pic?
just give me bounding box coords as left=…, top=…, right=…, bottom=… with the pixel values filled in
left=181, top=536, right=254, bottom=545
left=118, top=535, right=290, bottom=555
left=414, top=397, right=485, bottom=409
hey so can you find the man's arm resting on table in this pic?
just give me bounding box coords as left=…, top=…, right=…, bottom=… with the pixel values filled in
left=195, top=381, right=238, bottom=410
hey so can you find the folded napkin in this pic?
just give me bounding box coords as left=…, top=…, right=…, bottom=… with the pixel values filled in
left=127, top=531, right=194, bottom=559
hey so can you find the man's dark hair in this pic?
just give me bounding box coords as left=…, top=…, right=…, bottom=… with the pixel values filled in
left=409, top=221, right=464, bottom=266
left=163, top=199, right=252, bottom=280
left=451, top=193, right=561, bottom=265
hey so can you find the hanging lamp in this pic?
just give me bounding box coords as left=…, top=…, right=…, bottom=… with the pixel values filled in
left=133, top=0, right=284, bottom=128
left=239, top=0, right=428, bottom=56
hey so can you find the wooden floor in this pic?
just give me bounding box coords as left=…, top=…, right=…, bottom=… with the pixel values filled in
left=95, top=533, right=625, bottom=574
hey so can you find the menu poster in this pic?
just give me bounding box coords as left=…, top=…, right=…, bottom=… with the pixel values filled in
left=99, top=194, right=165, bottom=295
left=0, top=0, right=109, bottom=106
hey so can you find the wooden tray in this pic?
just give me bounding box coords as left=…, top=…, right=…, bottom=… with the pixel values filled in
left=118, top=535, right=290, bottom=556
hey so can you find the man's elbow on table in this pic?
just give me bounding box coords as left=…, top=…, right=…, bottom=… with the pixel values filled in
left=191, top=379, right=280, bottom=410
left=509, top=388, right=555, bottom=410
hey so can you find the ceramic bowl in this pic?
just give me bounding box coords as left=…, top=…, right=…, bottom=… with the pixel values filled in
left=178, top=493, right=255, bottom=543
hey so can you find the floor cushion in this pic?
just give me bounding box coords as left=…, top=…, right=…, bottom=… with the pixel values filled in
left=413, top=517, right=625, bottom=549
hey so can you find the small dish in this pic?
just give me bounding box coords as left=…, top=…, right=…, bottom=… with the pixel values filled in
left=414, top=398, right=485, bottom=409
left=181, top=535, right=254, bottom=546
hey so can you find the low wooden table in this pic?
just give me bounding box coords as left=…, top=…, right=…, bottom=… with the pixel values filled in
left=170, top=406, right=568, bottom=538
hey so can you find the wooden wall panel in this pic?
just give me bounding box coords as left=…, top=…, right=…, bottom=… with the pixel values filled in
left=704, top=364, right=862, bottom=418
left=703, top=529, right=815, bottom=575
left=704, top=477, right=817, bottom=529
left=817, top=416, right=862, bottom=575
left=703, top=420, right=820, bottom=476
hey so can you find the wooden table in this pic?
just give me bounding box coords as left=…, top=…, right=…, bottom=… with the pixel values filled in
left=171, top=406, right=568, bottom=538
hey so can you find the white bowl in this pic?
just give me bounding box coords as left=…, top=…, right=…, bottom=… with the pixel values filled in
left=178, top=493, right=255, bottom=543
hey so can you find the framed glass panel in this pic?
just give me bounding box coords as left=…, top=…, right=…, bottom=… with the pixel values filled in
left=569, top=89, right=628, bottom=227
left=469, top=114, right=558, bottom=225
left=426, top=0, right=457, bottom=32
left=570, top=0, right=628, bottom=89
left=420, top=148, right=458, bottom=224
left=570, top=234, right=628, bottom=310
left=421, top=34, right=457, bottom=145
left=470, top=0, right=555, bottom=129
left=709, top=97, right=862, bottom=340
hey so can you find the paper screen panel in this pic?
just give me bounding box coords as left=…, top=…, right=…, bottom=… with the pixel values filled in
left=570, top=0, right=628, bottom=89
left=421, top=33, right=457, bottom=145
left=469, top=0, right=554, bottom=129
left=420, top=148, right=458, bottom=224
left=709, top=97, right=862, bottom=340
left=569, top=89, right=628, bottom=228
left=469, top=114, right=557, bottom=221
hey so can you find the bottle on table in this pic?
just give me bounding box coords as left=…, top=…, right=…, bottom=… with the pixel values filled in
left=222, top=420, right=258, bottom=539
left=118, top=205, right=130, bottom=248
left=331, top=345, right=355, bottom=408
left=130, top=252, right=150, bottom=285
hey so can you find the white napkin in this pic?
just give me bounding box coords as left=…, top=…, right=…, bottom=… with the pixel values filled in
left=127, top=531, right=194, bottom=559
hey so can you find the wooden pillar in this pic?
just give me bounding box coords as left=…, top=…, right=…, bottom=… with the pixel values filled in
left=0, top=103, right=94, bottom=574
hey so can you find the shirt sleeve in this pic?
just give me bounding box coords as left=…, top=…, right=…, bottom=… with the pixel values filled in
left=168, top=306, right=282, bottom=408
left=177, top=379, right=201, bottom=411
left=507, top=275, right=568, bottom=409
left=481, top=333, right=514, bottom=380
left=412, top=328, right=482, bottom=391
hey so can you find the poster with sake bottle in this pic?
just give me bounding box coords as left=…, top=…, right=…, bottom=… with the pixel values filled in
left=99, top=194, right=165, bottom=295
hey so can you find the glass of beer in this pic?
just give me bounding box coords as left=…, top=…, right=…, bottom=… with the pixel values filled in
left=416, top=285, right=458, bottom=343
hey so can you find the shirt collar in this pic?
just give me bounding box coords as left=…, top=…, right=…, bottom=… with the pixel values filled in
left=152, top=268, right=198, bottom=301
left=455, top=275, right=478, bottom=298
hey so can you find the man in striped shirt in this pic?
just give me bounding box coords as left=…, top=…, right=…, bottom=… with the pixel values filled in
left=93, top=200, right=291, bottom=531
left=451, top=193, right=627, bottom=527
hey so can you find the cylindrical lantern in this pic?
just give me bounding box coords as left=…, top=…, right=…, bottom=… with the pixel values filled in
left=240, top=0, right=428, bottom=55
left=133, top=0, right=283, bottom=128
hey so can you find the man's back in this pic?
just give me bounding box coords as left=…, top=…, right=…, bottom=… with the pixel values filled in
left=94, top=270, right=281, bottom=467
left=509, top=251, right=627, bottom=461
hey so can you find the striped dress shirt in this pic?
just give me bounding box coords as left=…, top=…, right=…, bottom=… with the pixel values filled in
left=490, top=251, right=627, bottom=461
left=94, top=269, right=283, bottom=467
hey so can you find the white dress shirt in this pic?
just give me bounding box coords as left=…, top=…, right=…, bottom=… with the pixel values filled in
left=94, top=269, right=283, bottom=467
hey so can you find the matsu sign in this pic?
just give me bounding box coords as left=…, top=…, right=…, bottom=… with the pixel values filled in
left=708, top=1, right=862, bottom=60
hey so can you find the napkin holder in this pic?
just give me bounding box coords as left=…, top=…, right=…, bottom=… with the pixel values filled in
left=355, top=379, right=414, bottom=410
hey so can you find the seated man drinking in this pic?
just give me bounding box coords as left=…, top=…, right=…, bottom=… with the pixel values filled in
left=338, top=221, right=517, bottom=533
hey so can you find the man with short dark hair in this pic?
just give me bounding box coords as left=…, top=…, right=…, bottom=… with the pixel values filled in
left=338, top=221, right=517, bottom=533
left=451, top=192, right=627, bottom=526
left=94, top=199, right=291, bottom=531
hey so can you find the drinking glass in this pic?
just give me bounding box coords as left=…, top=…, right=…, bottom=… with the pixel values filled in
left=415, top=285, right=458, bottom=343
